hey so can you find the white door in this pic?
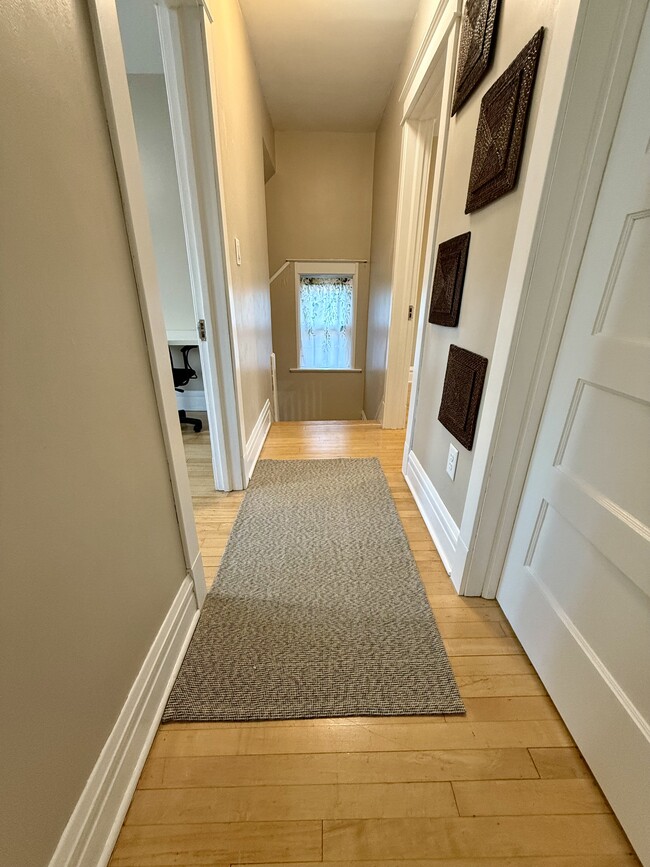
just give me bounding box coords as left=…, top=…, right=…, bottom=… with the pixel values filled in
left=497, top=11, right=650, bottom=863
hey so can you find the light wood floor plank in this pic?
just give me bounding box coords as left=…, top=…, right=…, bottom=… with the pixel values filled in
left=109, top=820, right=321, bottom=866
left=452, top=778, right=612, bottom=815
left=149, top=720, right=573, bottom=758
left=243, top=857, right=640, bottom=867
left=125, top=781, right=458, bottom=824
left=322, top=815, right=635, bottom=860
left=138, top=748, right=540, bottom=789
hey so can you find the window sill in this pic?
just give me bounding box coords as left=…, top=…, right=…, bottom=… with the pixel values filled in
left=289, top=367, right=363, bottom=373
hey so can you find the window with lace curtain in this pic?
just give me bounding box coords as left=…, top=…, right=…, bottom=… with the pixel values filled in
left=296, top=263, right=357, bottom=370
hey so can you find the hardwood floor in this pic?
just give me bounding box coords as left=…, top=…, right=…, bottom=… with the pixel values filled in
left=109, top=421, right=639, bottom=866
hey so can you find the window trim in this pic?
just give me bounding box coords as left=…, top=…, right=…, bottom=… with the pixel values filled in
left=294, top=261, right=359, bottom=370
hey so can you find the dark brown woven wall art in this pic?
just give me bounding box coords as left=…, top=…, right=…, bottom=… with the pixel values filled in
left=428, top=232, right=471, bottom=327
left=438, top=345, right=488, bottom=451
left=465, top=27, right=544, bottom=214
left=451, top=0, right=502, bottom=116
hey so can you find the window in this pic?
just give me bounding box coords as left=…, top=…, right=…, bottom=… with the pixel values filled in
left=296, top=263, right=357, bottom=370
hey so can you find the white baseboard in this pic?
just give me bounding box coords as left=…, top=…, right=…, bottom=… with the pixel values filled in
left=404, top=449, right=460, bottom=583
left=176, top=390, right=206, bottom=412
left=245, top=398, right=272, bottom=481
left=48, top=577, right=199, bottom=867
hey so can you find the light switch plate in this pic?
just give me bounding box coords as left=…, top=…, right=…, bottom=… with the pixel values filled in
left=446, top=443, right=459, bottom=480
left=235, top=237, right=242, bottom=265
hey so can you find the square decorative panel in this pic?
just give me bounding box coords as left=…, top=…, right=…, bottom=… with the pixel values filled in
left=451, top=0, right=502, bottom=116
left=465, top=28, right=544, bottom=214
left=428, top=232, right=471, bottom=327
left=438, top=345, right=488, bottom=450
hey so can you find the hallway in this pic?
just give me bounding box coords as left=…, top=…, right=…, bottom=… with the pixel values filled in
left=108, top=422, right=637, bottom=865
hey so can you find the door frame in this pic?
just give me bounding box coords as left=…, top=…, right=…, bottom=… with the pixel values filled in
left=455, top=0, right=648, bottom=597
left=87, top=0, right=246, bottom=604
left=155, top=1, right=245, bottom=492
left=382, top=0, right=461, bottom=430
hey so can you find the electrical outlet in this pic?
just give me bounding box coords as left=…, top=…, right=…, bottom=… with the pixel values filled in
left=235, top=237, right=242, bottom=265
left=446, top=443, right=458, bottom=480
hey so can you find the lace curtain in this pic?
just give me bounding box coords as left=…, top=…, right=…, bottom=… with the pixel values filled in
left=299, top=275, right=354, bottom=369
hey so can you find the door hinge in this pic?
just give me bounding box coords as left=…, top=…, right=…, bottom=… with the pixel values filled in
left=408, top=305, right=414, bottom=321
left=198, top=319, right=207, bottom=341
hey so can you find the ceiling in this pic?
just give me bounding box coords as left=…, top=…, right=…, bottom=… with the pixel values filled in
left=238, top=0, right=421, bottom=132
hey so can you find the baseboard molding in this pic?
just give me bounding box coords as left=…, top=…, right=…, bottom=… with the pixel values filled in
left=404, top=449, right=460, bottom=582
left=175, top=390, right=206, bottom=412
left=245, top=398, right=272, bottom=481
left=48, top=577, right=199, bottom=867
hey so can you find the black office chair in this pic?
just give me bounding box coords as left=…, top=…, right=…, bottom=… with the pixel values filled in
left=170, top=345, right=203, bottom=433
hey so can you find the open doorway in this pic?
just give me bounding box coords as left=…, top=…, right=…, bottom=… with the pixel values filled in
left=90, top=0, right=245, bottom=498
left=112, top=0, right=243, bottom=494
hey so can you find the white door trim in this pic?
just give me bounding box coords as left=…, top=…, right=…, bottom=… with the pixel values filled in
left=402, top=4, right=460, bottom=453
left=455, top=0, right=648, bottom=597
left=86, top=0, right=204, bottom=606
left=155, top=3, right=244, bottom=492
left=383, top=0, right=461, bottom=431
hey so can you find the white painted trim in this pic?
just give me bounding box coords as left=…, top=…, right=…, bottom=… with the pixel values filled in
left=404, top=450, right=459, bottom=580
left=399, top=0, right=461, bottom=115
left=403, top=15, right=459, bottom=461
left=382, top=119, right=434, bottom=429
left=269, top=260, right=292, bottom=284
left=87, top=0, right=205, bottom=606
left=270, top=352, right=280, bottom=422
left=48, top=577, right=199, bottom=867
left=156, top=4, right=235, bottom=491
left=158, top=3, right=246, bottom=491
left=454, top=0, right=648, bottom=597
left=245, top=398, right=272, bottom=481
left=176, top=390, right=207, bottom=412
left=384, top=0, right=460, bottom=431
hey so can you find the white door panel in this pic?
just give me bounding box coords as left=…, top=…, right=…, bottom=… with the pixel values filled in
left=498, top=9, right=650, bottom=862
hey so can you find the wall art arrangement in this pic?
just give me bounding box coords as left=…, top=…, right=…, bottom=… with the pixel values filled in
left=451, top=0, right=502, bottom=116
left=428, top=232, right=471, bottom=327
left=465, top=27, right=545, bottom=213
left=438, top=344, right=488, bottom=450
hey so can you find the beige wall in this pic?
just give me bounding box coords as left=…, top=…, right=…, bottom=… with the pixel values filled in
left=271, top=262, right=369, bottom=420
left=411, top=0, right=560, bottom=526
left=364, top=0, right=444, bottom=422
left=205, top=0, right=274, bottom=441
left=266, top=131, right=375, bottom=275
left=0, top=2, right=188, bottom=865
left=266, top=132, right=375, bottom=420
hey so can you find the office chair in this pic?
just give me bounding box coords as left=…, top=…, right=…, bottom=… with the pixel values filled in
left=170, top=345, right=203, bottom=433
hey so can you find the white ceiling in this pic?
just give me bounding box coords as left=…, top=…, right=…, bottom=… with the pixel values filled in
left=238, top=0, right=421, bottom=132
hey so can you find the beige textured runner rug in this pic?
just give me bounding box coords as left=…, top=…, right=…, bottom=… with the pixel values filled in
left=163, top=458, right=464, bottom=721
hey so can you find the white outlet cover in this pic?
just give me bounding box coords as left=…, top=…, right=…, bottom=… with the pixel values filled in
left=446, top=443, right=458, bottom=480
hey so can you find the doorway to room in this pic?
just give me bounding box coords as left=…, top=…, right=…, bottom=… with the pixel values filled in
left=112, top=0, right=243, bottom=494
